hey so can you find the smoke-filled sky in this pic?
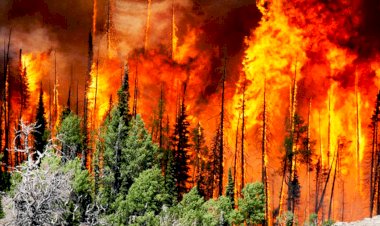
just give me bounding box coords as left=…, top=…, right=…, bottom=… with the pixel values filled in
left=0, top=0, right=261, bottom=94
left=1, top=0, right=379, bottom=101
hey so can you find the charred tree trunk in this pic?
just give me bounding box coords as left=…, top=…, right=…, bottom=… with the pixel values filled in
left=262, top=76, right=268, bottom=226
left=370, top=91, right=380, bottom=217
left=328, top=143, right=339, bottom=220
left=82, top=32, right=93, bottom=169
left=2, top=29, right=12, bottom=168
left=132, top=60, right=139, bottom=119
left=240, top=81, right=245, bottom=195
left=218, top=58, right=226, bottom=196
left=233, top=115, right=240, bottom=199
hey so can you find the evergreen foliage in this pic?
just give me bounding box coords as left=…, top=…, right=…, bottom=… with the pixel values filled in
left=57, top=113, right=83, bottom=161
left=171, top=99, right=191, bottom=200
left=226, top=168, right=235, bottom=208
left=109, top=168, right=170, bottom=225
left=102, top=111, right=158, bottom=205
left=233, top=182, right=266, bottom=225
left=117, top=65, right=130, bottom=125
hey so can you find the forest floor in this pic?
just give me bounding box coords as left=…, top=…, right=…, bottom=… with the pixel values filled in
left=334, top=216, right=380, bottom=226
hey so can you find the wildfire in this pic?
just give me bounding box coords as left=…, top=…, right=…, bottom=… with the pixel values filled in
left=2, top=0, right=380, bottom=223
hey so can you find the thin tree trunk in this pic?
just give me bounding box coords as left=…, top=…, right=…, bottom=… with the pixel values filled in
left=262, top=75, right=268, bottom=226
left=240, top=80, right=245, bottom=195
left=328, top=145, right=338, bottom=220
left=233, top=115, right=240, bottom=199
left=218, top=57, right=226, bottom=196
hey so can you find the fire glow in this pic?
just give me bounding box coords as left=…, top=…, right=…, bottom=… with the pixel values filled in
left=1, top=0, right=380, bottom=224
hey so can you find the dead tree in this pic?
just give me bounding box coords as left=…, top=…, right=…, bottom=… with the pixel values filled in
left=370, top=91, right=380, bottom=217
left=241, top=80, right=246, bottom=195
left=82, top=32, right=94, bottom=169
left=218, top=57, right=226, bottom=196
left=13, top=121, right=72, bottom=225
left=1, top=29, right=12, bottom=167
left=262, top=75, right=269, bottom=225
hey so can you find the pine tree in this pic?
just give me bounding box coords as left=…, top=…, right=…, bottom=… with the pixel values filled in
left=226, top=168, right=235, bottom=209
left=191, top=123, right=206, bottom=187
left=117, top=64, right=130, bottom=126
left=32, top=85, right=47, bottom=157
left=102, top=112, right=158, bottom=203
left=171, top=86, right=191, bottom=200
left=103, top=108, right=128, bottom=200
left=165, top=150, right=178, bottom=205
left=57, top=113, right=83, bottom=161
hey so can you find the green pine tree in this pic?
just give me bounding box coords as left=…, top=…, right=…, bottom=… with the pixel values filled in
left=102, top=107, right=128, bottom=202
left=165, top=150, right=178, bottom=205
left=119, top=115, right=158, bottom=192
left=110, top=168, right=171, bottom=225
left=171, top=96, right=191, bottom=200
left=57, top=113, right=83, bottom=161
left=226, top=168, right=235, bottom=208
left=101, top=112, right=158, bottom=204
left=232, top=182, right=266, bottom=225
left=32, top=85, right=47, bottom=157
left=117, top=65, right=130, bottom=126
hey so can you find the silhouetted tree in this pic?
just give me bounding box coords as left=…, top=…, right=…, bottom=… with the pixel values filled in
left=32, top=85, right=47, bottom=157
left=171, top=85, right=190, bottom=200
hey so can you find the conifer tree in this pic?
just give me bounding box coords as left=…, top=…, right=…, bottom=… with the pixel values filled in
left=103, top=108, right=127, bottom=200
left=171, top=86, right=190, bottom=200
left=117, top=64, right=130, bottom=125
left=165, top=150, right=178, bottom=205
left=226, top=168, right=235, bottom=209
left=32, top=85, right=47, bottom=156
left=192, top=123, right=206, bottom=187
left=57, top=113, right=83, bottom=161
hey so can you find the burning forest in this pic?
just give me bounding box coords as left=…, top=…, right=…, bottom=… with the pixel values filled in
left=0, top=0, right=380, bottom=225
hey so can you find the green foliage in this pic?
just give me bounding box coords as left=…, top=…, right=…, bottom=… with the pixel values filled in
left=322, top=219, right=335, bottom=226
left=175, top=187, right=205, bottom=225
left=117, top=66, right=130, bottom=125
left=57, top=113, right=83, bottom=160
left=164, top=150, right=177, bottom=205
left=120, top=115, right=159, bottom=193
left=159, top=188, right=235, bottom=226
left=43, top=153, right=92, bottom=223
left=101, top=111, right=158, bottom=209
left=308, top=213, right=318, bottom=226
left=225, top=168, right=235, bottom=208
left=108, top=168, right=170, bottom=225
left=233, top=182, right=266, bottom=225
left=102, top=107, right=128, bottom=202
left=202, top=196, right=233, bottom=226
left=277, top=211, right=295, bottom=226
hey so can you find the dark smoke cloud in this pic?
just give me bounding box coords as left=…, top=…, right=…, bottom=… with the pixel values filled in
left=355, top=0, right=380, bottom=57
left=0, top=0, right=262, bottom=110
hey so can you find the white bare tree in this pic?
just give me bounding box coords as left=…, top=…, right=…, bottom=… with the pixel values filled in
left=11, top=120, right=73, bottom=225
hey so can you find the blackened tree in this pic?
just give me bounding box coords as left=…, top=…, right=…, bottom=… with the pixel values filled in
left=32, top=85, right=47, bottom=157
left=171, top=90, right=190, bottom=200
